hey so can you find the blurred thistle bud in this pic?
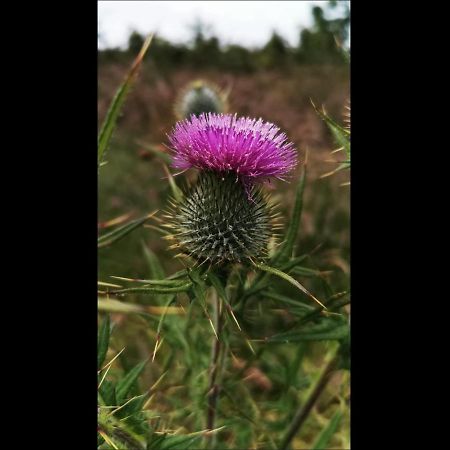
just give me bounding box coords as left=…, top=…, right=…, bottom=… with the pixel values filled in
left=165, top=113, right=298, bottom=266
left=174, top=80, right=228, bottom=120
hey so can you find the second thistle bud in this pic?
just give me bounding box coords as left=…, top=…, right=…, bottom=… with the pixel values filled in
left=174, top=80, right=228, bottom=120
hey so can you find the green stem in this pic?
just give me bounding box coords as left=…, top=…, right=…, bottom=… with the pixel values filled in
left=205, top=288, right=224, bottom=448
left=279, top=354, right=339, bottom=450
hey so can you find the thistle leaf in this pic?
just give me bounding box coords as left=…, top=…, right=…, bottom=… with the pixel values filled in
left=253, top=263, right=326, bottom=309
left=99, top=379, right=116, bottom=407
left=115, top=359, right=148, bottom=404
left=312, top=100, right=350, bottom=164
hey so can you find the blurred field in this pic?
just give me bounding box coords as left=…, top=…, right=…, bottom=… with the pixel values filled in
left=98, top=55, right=350, bottom=449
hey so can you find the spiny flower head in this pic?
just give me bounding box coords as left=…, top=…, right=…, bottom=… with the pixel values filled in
left=168, top=113, right=297, bottom=183
left=164, top=171, right=278, bottom=266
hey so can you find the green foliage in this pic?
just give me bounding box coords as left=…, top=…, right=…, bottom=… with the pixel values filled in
left=268, top=321, right=348, bottom=343
left=98, top=314, right=111, bottom=370
left=312, top=409, right=344, bottom=449
left=313, top=101, right=350, bottom=180
left=115, top=359, right=148, bottom=403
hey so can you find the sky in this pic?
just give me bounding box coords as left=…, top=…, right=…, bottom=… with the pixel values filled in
left=98, top=1, right=349, bottom=49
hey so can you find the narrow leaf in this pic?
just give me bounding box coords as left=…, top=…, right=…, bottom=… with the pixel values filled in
left=263, top=291, right=315, bottom=310
left=208, top=271, right=242, bottom=331
left=188, top=269, right=218, bottom=339
left=98, top=34, right=153, bottom=167
left=110, top=276, right=186, bottom=287
left=312, top=101, right=350, bottom=161
left=98, top=212, right=156, bottom=248
left=98, top=314, right=110, bottom=370
left=115, top=359, right=148, bottom=404
left=142, top=243, right=165, bottom=279
left=253, top=263, right=326, bottom=309
left=312, top=409, right=343, bottom=449
left=268, top=323, right=348, bottom=342
left=108, top=284, right=192, bottom=295
left=273, top=165, right=307, bottom=263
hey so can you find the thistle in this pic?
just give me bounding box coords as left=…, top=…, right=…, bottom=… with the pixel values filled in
left=165, top=113, right=297, bottom=266
left=174, top=80, right=228, bottom=120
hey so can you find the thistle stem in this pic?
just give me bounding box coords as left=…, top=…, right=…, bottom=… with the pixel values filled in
left=205, top=288, right=224, bottom=448
left=279, top=354, right=339, bottom=450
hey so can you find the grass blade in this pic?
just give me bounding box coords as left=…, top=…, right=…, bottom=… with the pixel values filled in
left=98, top=34, right=153, bottom=168
left=98, top=298, right=185, bottom=316
left=312, top=409, right=343, bottom=449
left=98, top=314, right=110, bottom=370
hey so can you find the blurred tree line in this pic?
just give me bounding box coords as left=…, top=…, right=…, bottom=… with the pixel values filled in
left=99, top=2, right=350, bottom=72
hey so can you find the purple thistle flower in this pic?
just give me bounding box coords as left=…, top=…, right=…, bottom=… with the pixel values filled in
left=168, top=113, right=298, bottom=183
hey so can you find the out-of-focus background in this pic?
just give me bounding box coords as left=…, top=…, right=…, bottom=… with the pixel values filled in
left=98, top=0, right=350, bottom=279
left=98, top=1, right=350, bottom=448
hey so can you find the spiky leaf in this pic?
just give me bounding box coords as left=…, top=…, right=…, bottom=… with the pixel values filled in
left=115, top=359, right=148, bottom=404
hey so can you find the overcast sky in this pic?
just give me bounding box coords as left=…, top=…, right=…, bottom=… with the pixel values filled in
left=98, top=1, right=349, bottom=49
